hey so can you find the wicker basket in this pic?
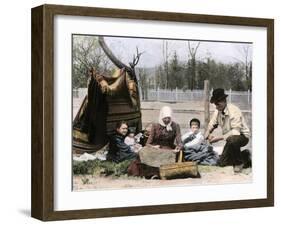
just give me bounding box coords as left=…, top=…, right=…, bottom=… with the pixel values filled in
left=159, top=151, right=200, bottom=179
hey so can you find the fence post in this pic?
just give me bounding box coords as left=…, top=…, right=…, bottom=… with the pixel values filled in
left=247, top=89, right=250, bottom=104
left=157, top=87, right=160, bottom=101
left=204, top=80, right=210, bottom=132
left=139, top=87, right=143, bottom=100
left=74, top=88, right=78, bottom=98
left=229, top=88, right=232, bottom=103
left=175, top=87, right=178, bottom=102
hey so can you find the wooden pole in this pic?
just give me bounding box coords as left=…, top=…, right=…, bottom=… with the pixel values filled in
left=157, top=87, right=160, bottom=101
left=204, top=80, right=210, bottom=132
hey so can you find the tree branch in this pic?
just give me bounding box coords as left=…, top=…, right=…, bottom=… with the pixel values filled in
left=98, top=36, right=131, bottom=71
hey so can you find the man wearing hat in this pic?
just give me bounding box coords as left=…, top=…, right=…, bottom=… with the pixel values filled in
left=206, top=88, right=251, bottom=173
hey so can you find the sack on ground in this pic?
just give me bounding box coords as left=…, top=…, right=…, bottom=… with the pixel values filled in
left=139, top=146, right=176, bottom=167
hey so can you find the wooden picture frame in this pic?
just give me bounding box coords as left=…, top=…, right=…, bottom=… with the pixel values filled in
left=31, top=4, right=274, bottom=221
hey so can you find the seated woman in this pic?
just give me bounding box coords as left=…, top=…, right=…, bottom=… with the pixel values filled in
left=107, top=121, right=138, bottom=163
left=127, top=107, right=183, bottom=178
left=146, top=106, right=183, bottom=151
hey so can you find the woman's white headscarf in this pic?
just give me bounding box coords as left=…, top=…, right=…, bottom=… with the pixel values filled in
left=158, top=106, right=173, bottom=131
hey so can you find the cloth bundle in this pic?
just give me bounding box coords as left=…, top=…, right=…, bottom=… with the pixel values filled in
left=183, top=144, right=219, bottom=166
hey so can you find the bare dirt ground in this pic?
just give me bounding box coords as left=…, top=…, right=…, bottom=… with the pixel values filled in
left=73, top=166, right=252, bottom=191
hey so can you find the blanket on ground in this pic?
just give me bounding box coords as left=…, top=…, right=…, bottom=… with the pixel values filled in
left=183, top=144, right=219, bottom=165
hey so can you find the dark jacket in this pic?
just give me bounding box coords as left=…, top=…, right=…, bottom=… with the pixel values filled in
left=146, top=122, right=183, bottom=149
left=107, top=133, right=137, bottom=163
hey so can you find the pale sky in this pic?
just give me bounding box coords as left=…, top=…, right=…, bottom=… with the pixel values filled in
left=104, top=36, right=252, bottom=68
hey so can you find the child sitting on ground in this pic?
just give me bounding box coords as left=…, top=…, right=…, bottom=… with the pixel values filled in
left=181, top=118, right=218, bottom=165
left=124, top=128, right=142, bottom=153
left=181, top=118, right=204, bottom=149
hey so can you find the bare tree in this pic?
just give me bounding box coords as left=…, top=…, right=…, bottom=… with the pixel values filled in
left=235, top=45, right=252, bottom=91
left=187, top=41, right=201, bottom=90
left=72, top=36, right=114, bottom=88
left=98, top=36, right=143, bottom=83
left=162, top=40, right=171, bottom=89
left=138, top=68, right=148, bottom=100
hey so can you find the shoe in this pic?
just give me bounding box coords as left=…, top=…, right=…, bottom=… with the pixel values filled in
left=150, top=175, right=160, bottom=180
left=241, top=149, right=252, bottom=168
left=233, top=163, right=244, bottom=173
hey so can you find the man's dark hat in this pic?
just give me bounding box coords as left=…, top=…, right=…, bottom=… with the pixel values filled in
left=210, top=88, right=228, bottom=103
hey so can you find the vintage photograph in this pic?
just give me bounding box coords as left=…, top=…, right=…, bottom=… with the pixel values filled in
left=72, top=35, right=252, bottom=190
left=31, top=4, right=273, bottom=220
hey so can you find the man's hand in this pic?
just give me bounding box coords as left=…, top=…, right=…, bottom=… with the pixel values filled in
left=209, top=136, right=224, bottom=144
left=207, top=134, right=215, bottom=141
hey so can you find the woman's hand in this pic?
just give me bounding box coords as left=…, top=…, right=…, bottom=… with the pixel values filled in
left=133, top=144, right=142, bottom=152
